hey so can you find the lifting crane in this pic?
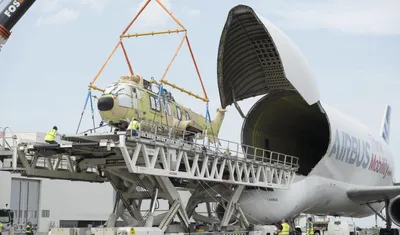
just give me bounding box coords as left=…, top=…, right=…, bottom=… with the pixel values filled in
left=0, top=0, right=36, bottom=51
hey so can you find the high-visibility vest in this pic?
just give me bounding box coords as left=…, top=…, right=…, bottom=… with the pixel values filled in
left=45, top=129, right=57, bottom=141
left=0, top=222, right=3, bottom=232
left=279, top=222, right=290, bottom=235
left=26, top=225, right=32, bottom=233
left=306, top=222, right=314, bottom=235
left=127, top=120, right=140, bottom=131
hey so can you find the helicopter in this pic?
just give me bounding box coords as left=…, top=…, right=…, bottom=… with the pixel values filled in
left=96, top=74, right=226, bottom=142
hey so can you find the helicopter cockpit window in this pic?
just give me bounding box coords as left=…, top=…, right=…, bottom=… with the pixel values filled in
left=114, top=85, right=130, bottom=95
left=104, top=84, right=131, bottom=96
left=104, top=83, right=118, bottom=94
left=116, top=85, right=133, bottom=108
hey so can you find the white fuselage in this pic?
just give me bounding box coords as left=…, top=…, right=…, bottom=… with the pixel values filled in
left=238, top=103, right=394, bottom=224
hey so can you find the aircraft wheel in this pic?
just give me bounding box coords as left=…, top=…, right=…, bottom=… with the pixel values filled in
left=314, top=231, right=320, bottom=235
left=295, top=227, right=302, bottom=235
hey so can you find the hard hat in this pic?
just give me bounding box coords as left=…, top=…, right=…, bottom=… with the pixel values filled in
left=53, top=126, right=58, bottom=130
left=308, top=217, right=313, bottom=221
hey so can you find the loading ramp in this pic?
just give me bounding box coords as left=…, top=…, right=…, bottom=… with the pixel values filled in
left=0, top=121, right=300, bottom=232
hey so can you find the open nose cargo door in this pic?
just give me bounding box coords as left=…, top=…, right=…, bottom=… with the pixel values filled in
left=217, top=5, right=330, bottom=177
left=217, top=5, right=320, bottom=108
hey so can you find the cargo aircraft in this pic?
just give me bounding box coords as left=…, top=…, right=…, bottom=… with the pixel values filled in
left=215, top=5, right=400, bottom=235
left=96, top=75, right=226, bottom=142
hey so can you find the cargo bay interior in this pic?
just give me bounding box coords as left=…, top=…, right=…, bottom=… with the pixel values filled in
left=241, top=93, right=330, bottom=176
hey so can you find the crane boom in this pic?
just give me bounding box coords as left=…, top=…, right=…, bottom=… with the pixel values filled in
left=0, top=0, right=36, bottom=51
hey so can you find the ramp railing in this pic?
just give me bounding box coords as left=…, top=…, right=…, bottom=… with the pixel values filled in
left=137, top=120, right=299, bottom=170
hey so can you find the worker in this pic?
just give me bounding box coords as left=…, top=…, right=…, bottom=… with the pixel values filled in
left=306, top=217, right=314, bottom=235
left=278, top=218, right=290, bottom=235
left=127, top=118, right=140, bottom=136
left=274, top=223, right=283, bottom=235
left=26, top=222, right=33, bottom=235
left=45, top=126, right=58, bottom=144
left=0, top=221, right=3, bottom=235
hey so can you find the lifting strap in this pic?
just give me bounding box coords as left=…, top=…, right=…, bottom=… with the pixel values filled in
left=157, top=85, right=169, bottom=126
left=205, top=103, right=211, bottom=122
left=157, top=84, right=166, bottom=112
left=151, top=84, right=168, bottom=127
left=76, top=89, right=96, bottom=134
left=205, top=103, right=214, bottom=136
left=205, top=103, right=220, bottom=146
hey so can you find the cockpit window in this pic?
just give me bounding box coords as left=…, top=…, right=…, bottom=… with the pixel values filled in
left=117, top=85, right=129, bottom=95
left=104, top=84, right=132, bottom=96
left=115, top=87, right=124, bottom=94
left=104, top=83, right=118, bottom=94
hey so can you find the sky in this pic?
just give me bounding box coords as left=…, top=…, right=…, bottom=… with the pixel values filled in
left=0, top=0, right=399, bottom=229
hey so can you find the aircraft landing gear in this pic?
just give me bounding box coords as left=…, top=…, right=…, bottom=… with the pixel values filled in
left=288, top=219, right=301, bottom=235
left=367, top=200, right=399, bottom=235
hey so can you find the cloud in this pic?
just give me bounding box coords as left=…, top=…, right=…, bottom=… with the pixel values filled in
left=32, top=0, right=108, bottom=26
left=32, top=0, right=79, bottom=26
left=181, top=6, right=200, bottom=17
left=36, top=8, right=79, bottom=26
left=263, top=0, right=400, bottom=35
left=30, top=0, right=64, bottom=13
left=80, top=0, right=110, bottom=14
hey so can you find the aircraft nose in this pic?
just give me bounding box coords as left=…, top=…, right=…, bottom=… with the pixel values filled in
left=97, top=96, right=114, bottom=111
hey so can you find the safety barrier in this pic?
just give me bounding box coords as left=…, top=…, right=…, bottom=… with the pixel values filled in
left=136, top=120, right=299, bottom=169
